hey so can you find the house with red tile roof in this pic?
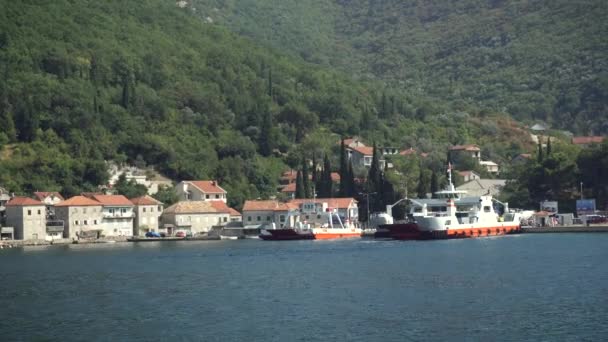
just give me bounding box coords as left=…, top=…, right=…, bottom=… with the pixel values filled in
left=457, top=170, right=480, bottom=183
left=55, top=196, right=103, bottom=239
left=242, top=200, right=297, bottom=228
left=176, top=180, right=227, bottom=203
left=347, top=145, right=386, bottom=169
left=85, top=194, right=135, bottom=237
left=449, top=144, right=481, bottom=162
left=571, top=136, right=604, bottom=147
left=33, top=191, right=64, bottom=219
left=5, top=197, right=47, bottom=240
left=161, top=201, right=232, bottom=235
left=130, top=195, right=163, bottom=236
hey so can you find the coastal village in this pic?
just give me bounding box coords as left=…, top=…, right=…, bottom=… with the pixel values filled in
left=0, top=131, right=606, bottom=245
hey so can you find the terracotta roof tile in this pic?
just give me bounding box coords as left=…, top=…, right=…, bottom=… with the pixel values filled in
left=55, top=196, right=102, bottom=207
left=449, top=144, right=480, bottom=151
left=281, top=183, right=296, bottom=193
left=33, top=192, right=64, bottom=201
left=243, top=200, right=290, bottom=212
left=91, top=195, right=133, bottom=206
left=130, top=195, right=162, bottom=206
left=572, top=136, right=604, bottom=145
left=188, top=180, right=226, bottom=193
left=164, top=201, right=226, bottom=214
left=5, top=197, right=44, bottom=207
left=349, top=146, right=374, bottom=156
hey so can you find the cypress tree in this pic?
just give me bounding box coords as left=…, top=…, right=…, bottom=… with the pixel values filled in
left=319, top=154, right=333, bottom=198
left=537, top=140, right=544, bottom=163
left=347, top=158, right=356, bottom=197
left=430, top=171, right=439, bottom=198
left=302, top=157, right=311, bottom=198
left=311, top=153, right=318, bottom=184
left=295, top=170, right=305, bottom=199
left=416, top=169, right=427, bottom=198
left=546, top=137, right=552, bottom=156
left=368, top=142, right=381, bottom=193
left=339, top=139, right=348, bottom=196
left=259, top=111, right=273, bottom=156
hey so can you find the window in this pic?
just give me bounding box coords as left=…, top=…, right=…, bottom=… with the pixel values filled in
left=266, top=216, right=271, bottom=221
left=83, top=208, right=87, bottom=214
left=28, top=210, right=32, bottom=216
left=215, top=194, right=219, bottom=199
left=223, top=217, right=227, bottom=222
left=317, top=215, right=321, bottom=219
left=72, top=208, right=78, bottom=214
left=206, top=194, right=210, bottom=199
left=121, top=208, right=127, bottom=214
left=257, top=216, right=261, bottom=221
left=143, top=208, right=146, bottom=213
left=305, top=215, right=309, bottom=220
left=247, top=216, right=252, bottom=222
left=280, top=215, right=285, bottom=222
left=84, top=220, right=88, bottom=225
left=483, top=206, right=491, bottom=213
left=74, top=220, right=79, bottom=225
left=158, top=206, right=162, bottom=212
left=37, top=210, right=41, bottom=215
left=94, top=220, right=97, bottom=225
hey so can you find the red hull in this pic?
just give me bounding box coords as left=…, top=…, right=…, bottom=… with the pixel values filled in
left=381, top=223, right=521, bottom=240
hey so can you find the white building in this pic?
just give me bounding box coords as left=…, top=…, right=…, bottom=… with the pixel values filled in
left=130, top=195, right=163, bottom=236
left=5, top=197, right=47, bottom=240
left=175, top=180, right=227, bottom=202
left=88, top=194, right=135, bottom=237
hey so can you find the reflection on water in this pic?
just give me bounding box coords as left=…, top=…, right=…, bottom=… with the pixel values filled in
left=1, top=234, right=607, bottom=341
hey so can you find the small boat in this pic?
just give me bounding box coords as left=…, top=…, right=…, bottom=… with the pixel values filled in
left=260, top=208, right=361, bottom=240
left=382, top=164, right=522, bottom=240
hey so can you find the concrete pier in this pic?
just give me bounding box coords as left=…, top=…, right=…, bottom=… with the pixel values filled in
left=522, top=225, right=608, bottom=233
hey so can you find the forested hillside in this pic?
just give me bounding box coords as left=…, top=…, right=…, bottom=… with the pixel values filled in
left=192, top=0, right=608, bottom=134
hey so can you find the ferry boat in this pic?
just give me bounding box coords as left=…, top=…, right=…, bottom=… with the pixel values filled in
left=260, top=208, right=361, bottom=240
left=382, top=165, right=522, bottom=240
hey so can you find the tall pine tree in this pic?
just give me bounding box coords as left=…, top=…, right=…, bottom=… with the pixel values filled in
left=259, top=111, right=274, bottom=157
left=367, top=142, right=381, bottom=194
left=546, top=137, right=552, bottom=156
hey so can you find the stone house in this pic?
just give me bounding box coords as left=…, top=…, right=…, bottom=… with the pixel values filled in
left=161, top=201, right=231, bottom=236
left=130, top=195, right=163, bottom=236
left=88, top=194, right=135, bottom=237
left=175, top=180, right=227, bottom=202
left=54, top=196, right=103, bottom=239
left=5, top=197, right=46, bottom=240
left=449, top=144, right=481, bottom=162
left=347, top=146, right=386, bottom=169
left=242, top=200, right=297, bottom=229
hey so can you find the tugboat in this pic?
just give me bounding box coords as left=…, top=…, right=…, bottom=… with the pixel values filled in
left=382, top=164, right=522, bottom=240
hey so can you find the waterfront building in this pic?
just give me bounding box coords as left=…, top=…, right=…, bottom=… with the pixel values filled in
left=175, top=180, right=227, bottom=202
left=242, top=200, right=297, bottom=229
left=288, top=198, right=359, bottom=227
left=5, top=197, right=46, bottom=240
left=161, top=201, right=231, bottom=236
left=130, top=195, right=163, bottom=236
left=243, top=197, right=359, bottom=229
left=88, top=194, right=135, bottom=237
left=55, top=196, right=103, bottom=239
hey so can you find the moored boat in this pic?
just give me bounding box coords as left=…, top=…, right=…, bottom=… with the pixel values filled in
left=382, top=164, right=521, bottom=240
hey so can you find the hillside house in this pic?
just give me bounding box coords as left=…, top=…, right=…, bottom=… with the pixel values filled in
left=572, top=136, right=604, bottom=147
left=449, top=144, right=481, bottom=162
left=347, top=146, right=386, bottom=169
left=458, top=171, right=480, bottom=183
left=176, top=180, right=227, bottom=202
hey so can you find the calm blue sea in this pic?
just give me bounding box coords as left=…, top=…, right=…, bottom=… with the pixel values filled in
left=1, top=234, right=607, bottom=341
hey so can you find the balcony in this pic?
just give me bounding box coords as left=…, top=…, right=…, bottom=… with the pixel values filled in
left=103, top=212, right=134, bottom=219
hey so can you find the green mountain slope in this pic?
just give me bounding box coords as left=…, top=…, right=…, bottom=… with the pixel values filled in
left=191, top=0, right=608, bottom=134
